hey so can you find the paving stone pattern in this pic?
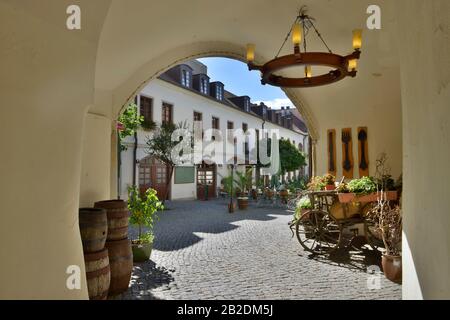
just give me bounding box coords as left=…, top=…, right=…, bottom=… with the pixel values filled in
left=122, top=199, right=401, bottom=300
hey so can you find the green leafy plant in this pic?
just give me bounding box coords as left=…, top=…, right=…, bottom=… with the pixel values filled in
left=287, top=176, right=307, bottom=193
left=141, top=119, right=157, bottom=131
left=336, top=182, right=350, bottom=193
left=234, top=168, right=253, bottom=196
left=220, top=174, right=237, bottom=196
left=307, top=176, right=326, bottom=191
left=145, top=121, right=191, bottom=203
left=294, top=196, right=312, bottom=220
left=279, top=139, right=307, bottom=175
left=127, top=185, right=164, bottom=244
left=347, top=176, right=378, bottom=195
left=118, top=103, right=143, bottom=150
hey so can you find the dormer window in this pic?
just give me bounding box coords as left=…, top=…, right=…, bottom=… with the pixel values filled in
left=200, top=78, right=208, bottom=94
left=216, top=85, right=223, bottom=101
left=244, top=99, right=250, bottom=112
left=181, top=69, right=191, bottom=87
left=262, top=108, right=267, bottom=118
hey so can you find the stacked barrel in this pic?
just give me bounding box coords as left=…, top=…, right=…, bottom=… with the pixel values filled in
left=79, top=208, right=110, bottom=300
left=94, top=200, right=133, bottom=297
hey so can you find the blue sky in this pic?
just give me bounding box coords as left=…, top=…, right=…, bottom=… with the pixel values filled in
left=197, top=57, right=293, bottom=109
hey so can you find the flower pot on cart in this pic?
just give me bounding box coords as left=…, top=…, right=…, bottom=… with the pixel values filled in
left=338, top=191, right=398, bottom=203
left=325, top=185, right=336, bottom=191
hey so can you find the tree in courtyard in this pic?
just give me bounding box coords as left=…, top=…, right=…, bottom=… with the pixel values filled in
left=117, top=103, right=143, bottom=197
left=145, top=121, right=191, bottom=203
left=279, top=138, right=306, bottom=178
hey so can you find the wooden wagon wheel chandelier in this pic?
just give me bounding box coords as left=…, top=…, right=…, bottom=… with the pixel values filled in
left=246, top=6, right=362, bottom=88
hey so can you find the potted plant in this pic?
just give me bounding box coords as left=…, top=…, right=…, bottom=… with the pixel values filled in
left=278, top=184, right=289, bottom=203
left=370, top=201, right=402, bottom=284
left=307, top=176, right=326, bottom=192
left=338, top=176, right=385, bottom=203
left=295, top=196, right=312, bottom=220
left=235, top=169, right=252, bottom=210
left=323, top=174, right=336, bottom=190
left=265, top=187, right=275, bottom=200
left=127, top=185, right=164, bottom=262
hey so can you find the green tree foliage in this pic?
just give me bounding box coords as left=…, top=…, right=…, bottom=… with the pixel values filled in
left=118, top=103, right=143, bottom=150
left=145, top=121, right=191, bottom=202
left=127, top=185, right=164, bottom=244
left=279, top=139, right=306, bottom=174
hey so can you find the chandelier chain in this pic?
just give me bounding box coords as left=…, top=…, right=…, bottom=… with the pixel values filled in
left=307, top=18, right=333, bottom=54
left=274, top=16, right=300, bottom=59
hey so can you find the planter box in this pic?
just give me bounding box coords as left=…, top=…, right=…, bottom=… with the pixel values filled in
left=338, top=191, right=398, bottom=203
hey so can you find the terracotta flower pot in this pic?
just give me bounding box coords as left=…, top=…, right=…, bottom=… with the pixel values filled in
left=338, top=193, right=355, bottom=203
left=382, top=255, right=402, bottom=284
left=325, top=185, right=335, bottom=191
left=237, top=198, right=248, bottom=210
left=338, top=191, right=398, bottom=203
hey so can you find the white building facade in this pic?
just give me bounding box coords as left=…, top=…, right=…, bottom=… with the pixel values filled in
left=120, top=60, right=309, bottom=200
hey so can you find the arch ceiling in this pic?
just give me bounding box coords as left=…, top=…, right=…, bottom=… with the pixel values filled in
left=95, top=0, right=401, bottom=141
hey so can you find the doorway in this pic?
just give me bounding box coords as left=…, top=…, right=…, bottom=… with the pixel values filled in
left=138, top=156, right=170, bottom=200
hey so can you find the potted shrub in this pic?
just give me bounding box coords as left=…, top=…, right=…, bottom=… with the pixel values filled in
left=295, top=196, right=312, bottom=220
left=279, top=184, right=289, bottom=203
left=323, top=174, right=336, bottom=190
left=338, top=177, right=390, bottom=203
left=127, top=186, right=164, bottom=262
left=235, top=169, right=252, bottom=210
left=265, top=187, right=275, bottom=200
left=371, top=202, right=402, bottom=284
left=307, top=176, right=326, bottom=191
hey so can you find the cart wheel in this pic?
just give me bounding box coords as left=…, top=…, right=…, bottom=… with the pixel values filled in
left=295, top=210, right=342, bottom=254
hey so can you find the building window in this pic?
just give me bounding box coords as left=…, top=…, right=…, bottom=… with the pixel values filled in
left=162, top=103, right=173, bottom=125
left=242, top=123, right=248, bottom=132
left=140, top=96, right=153, bottom=123
left=216, top=85, right=223, bottom=101
left=244, top=99, right=250, bottom=112
left=194, top=111, right=202, bottom=122
left=227, top=121, right=234, bottom=141
left=200, top=78, right=208, bottom=94
left=262, top=108, right=267, bottom=118
left=181, top=69, right=191, bottom=87
left=212, top=117, right=220, bottom=130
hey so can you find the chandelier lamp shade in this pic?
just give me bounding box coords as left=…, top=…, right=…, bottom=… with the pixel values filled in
left=246, top=7, right=362, bottom=88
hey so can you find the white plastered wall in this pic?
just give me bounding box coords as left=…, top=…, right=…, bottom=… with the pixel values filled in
left=397, top=0, right=450, bottom=300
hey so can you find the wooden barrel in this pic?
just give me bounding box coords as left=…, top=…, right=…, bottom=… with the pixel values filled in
left=84, top=248, right=111, bottom=300
left=94, top=200, right=129, bottom=241
left=79, top=208, right=108, bottom=253
left=105, top=239, right=133, bottom=296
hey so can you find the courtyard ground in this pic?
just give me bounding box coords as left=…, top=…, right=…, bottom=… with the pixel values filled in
left=124, top=199, right=401, bottom=300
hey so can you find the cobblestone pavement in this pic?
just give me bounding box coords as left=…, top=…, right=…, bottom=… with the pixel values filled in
left=123, top=199, right=401, bottom=300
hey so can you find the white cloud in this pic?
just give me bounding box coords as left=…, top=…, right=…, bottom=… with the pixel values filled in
left=254, top=98, right=294, bottom=109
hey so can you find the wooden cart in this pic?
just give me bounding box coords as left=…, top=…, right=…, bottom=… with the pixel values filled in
left=293, top=190, right=397, bottom=254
